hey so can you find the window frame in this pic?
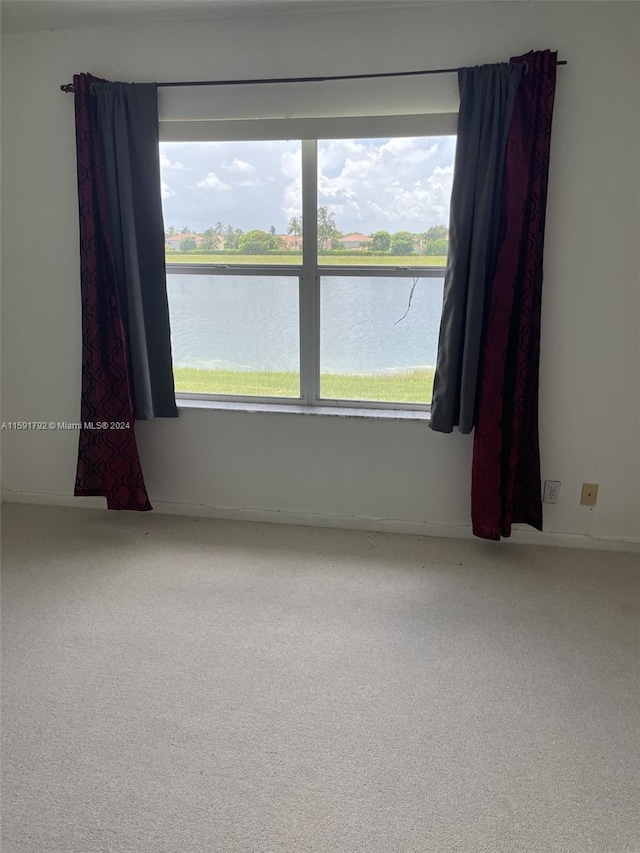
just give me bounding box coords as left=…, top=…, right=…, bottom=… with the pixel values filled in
left=162, top=116, right=455, bottom=412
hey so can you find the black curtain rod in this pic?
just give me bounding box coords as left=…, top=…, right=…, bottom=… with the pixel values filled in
left=59, top=60, right=567, bottom=93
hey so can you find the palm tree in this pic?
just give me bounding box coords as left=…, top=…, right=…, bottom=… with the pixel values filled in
left=214, top=222, right=225, bottom=238
left=201, top=227, right=216, bottom=252
left=317, top=206, right=337, bottom=253
left=223, top=224, right=243, bottom=250
left=287, top=216, right=302, bottom=250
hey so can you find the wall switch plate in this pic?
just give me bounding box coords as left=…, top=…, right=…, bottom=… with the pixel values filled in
left=543, top=480, right=561, bottom=504
left=580, top=483, right=599, bottom=506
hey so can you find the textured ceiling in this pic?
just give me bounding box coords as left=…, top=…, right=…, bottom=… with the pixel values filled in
left=0, top=0, right=439, bottom=33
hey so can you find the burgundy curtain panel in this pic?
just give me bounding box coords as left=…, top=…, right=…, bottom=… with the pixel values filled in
left=72, top=74, right=156, bottom=511
left=471, top=51, right=558, bottom=540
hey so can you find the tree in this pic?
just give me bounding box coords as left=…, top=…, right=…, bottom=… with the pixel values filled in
left=287, top=216, right=302, bottom=250
left=201, top=228, right=217, bottom=252
left=425, top=224, right=448, bottom=241
left=224, top=224, right=243, bottom=249
left=180, top=226, right=190, bottom=235
left=369, top=230, right=392, bottom=252
left=165, top=225, right=176, bottom=238
left=415, top=232, right=428, bottom=253
left=329, top=231, right=343, bottom=250
left=238, top=229, right=283, bottom=254
left=269, top=225, right=276, bottom=236
left=179, top=237, right=197, bottom=252
left=390, top=231, right=415, bottom=255
left=317, top=206, right=338, bottom=252
left=425, top=238, right=449, bottom=256
left=214, top=222, right=225, bottom=238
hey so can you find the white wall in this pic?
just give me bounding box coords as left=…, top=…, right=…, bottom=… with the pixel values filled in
left=2, top=2, right=639, bottom=546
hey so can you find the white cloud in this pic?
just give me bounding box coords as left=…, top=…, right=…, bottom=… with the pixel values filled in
left=196, top=172, right=232, bottom=192
left=281, top=149, right=302, bottom=222
left=236, top=177, right=275, bottom=188
left=158, top=138, right=453, bottom=234
left=225, top=158, right=255, bottom=174
left=160, top=154, right=187, bottom=170
left=161, top=181, right=175, bottom=199
left=280, top=150, right=301, bottom=180
left=380, top=137, right=438, bottom=165
left=316, top=137, right=454, bottom=231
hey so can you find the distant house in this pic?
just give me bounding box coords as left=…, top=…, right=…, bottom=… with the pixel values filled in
left=165, top=234, right=203, bottom=250
left=280, top=234, right=301, bottom=250
left=165, top=233, right=228, bottom=250
left=339, top=233, right=371, bottom=250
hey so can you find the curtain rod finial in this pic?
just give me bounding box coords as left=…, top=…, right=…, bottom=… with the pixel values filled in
left=61, top=83, right=74, bottom=93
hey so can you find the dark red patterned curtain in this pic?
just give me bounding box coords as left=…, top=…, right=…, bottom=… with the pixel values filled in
left=73, top=73, right=152, bottom=511
left=471, top=51, right=557, bottom=540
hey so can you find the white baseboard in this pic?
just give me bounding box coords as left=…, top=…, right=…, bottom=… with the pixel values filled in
left=2, top=489, right=639, bottom=553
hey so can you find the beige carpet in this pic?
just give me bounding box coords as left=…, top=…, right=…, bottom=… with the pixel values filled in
left=1, top=503, right=638, bottom=853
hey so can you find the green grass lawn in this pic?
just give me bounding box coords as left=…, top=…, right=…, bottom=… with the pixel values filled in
left=174, top=366, right=435, bottom=403
left=166, top=253, right=447, bottom=268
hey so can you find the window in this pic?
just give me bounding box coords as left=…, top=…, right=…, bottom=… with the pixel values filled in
left=160, top=123, right=455, bottom=409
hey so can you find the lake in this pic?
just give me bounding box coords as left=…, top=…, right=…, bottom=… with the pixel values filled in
left=167, top=274, right=445, bottom=375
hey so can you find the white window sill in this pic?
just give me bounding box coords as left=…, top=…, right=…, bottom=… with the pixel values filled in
left=177, top=397, right=431, bottom=421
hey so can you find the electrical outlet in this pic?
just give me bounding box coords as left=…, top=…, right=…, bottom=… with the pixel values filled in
left=580, top=483, right=599, bottom=506
left=543, top=480, right=561, bottom=504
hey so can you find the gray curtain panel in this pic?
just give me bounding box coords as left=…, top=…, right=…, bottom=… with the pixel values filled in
left=430, top=62, right=524, bottom=434
left=93, top=82, right=178, bottom=420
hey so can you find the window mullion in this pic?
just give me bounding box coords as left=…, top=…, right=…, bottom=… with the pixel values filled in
left=300, top=139, right=319, bottom=404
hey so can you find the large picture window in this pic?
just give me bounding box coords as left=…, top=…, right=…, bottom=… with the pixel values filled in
left=160, top=123, right=455, bottom=409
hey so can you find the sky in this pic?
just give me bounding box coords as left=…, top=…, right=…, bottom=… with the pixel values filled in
left=159, top=135, right=456, bottom=236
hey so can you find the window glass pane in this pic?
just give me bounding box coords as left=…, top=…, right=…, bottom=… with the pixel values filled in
left=317, top=136, right=455, bottom=266
left=160, top=141, right=302, bottom=265
left=320, top=276, right=443, bottom=403
left=168, top=274, right=300, bottom=397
